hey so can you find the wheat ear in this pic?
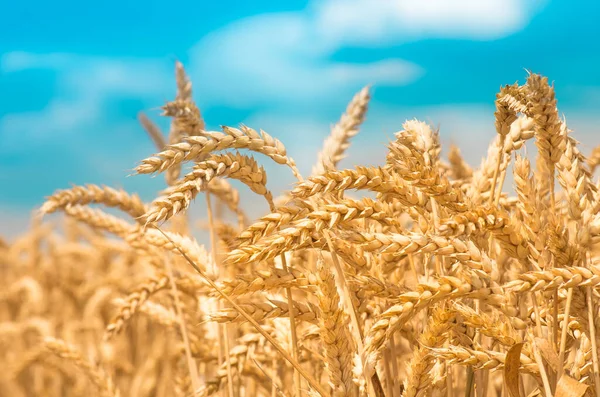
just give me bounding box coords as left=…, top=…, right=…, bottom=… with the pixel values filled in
left=312, top=85, right=370, bottom=175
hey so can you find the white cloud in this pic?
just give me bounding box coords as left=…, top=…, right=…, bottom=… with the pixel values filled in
left=1, top=52, right=73, bottom=72
left=0, top=53, right=171, bottom=149
left=1, top=99, right=98, bottom=149
left=188, top=13, right=422, bottom=108
left=313, top=0, right=546, bottom=48
left=188, top=0, right=544, bottom=108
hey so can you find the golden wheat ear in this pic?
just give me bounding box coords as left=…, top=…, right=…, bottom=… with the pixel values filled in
left=152, top=226, right=328, bottom=396
left=313, top=85, right=371, bottom=176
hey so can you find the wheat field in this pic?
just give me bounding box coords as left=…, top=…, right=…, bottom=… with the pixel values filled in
left=1, top=63, right=600, bottom=397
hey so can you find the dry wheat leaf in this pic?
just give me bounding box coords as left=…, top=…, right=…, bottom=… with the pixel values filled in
left=526, top=389, right=542, bottom=397
left=555, top=374, right=588, bottom=397
left=505, top=342, right=524, bottom=397
left=534, top=337, right=560, bottom=373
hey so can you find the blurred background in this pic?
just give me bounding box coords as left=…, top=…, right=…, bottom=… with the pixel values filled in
left=1, top=0, right=599, bottom=236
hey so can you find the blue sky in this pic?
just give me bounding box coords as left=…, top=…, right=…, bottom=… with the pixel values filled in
left=1, top=0, right=599, bottom=234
